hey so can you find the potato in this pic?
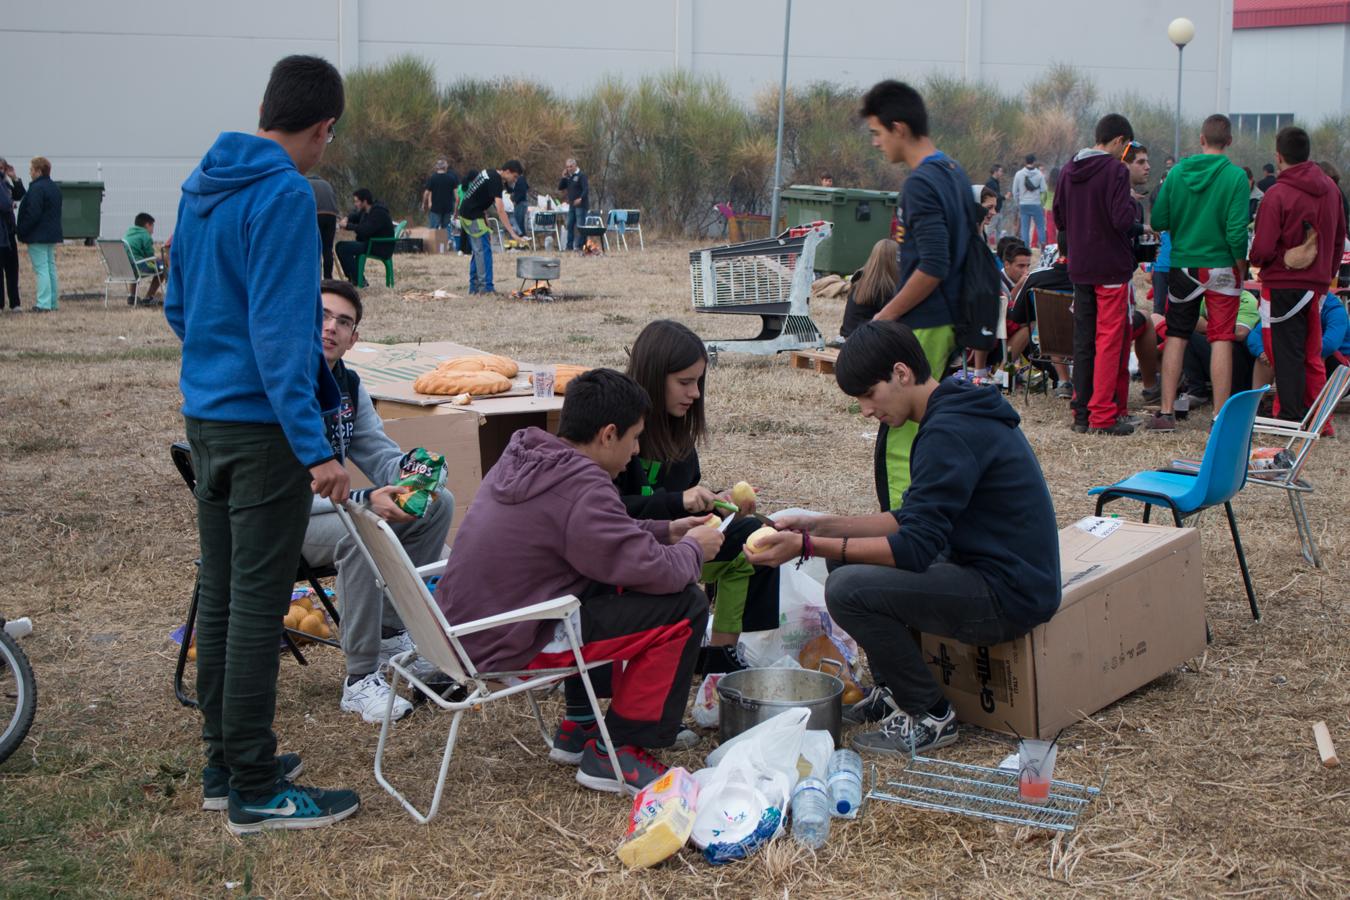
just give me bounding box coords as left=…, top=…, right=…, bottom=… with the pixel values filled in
left=703, top=513, right=721, bottom=527
left=745, top=526, right=779, bottom=554
left=186, top=643, right=197, bottom=662
left=731, top=481, right=756, bottom=507
left=299, top=612, right=328, bottom=638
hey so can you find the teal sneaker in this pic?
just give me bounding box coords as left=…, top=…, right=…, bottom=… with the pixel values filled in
left=227, top=781, right=360, bottom=835
left=202, top=753, right=303, bottom=811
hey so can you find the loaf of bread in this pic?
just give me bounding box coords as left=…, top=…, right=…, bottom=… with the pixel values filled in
left=413, top=369, right=513, bottom=396
left=435, top=354, right=519, bottom=378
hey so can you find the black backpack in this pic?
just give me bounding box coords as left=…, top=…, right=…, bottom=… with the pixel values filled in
left=954, top=197, right=1002, bottom=352
left=1022, top=168, right=1041, bottom=195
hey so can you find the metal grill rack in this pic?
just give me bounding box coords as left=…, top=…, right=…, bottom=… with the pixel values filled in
left=689, top=222, right=830, bottom=356
left=865, top=755, right=1104, bottom=833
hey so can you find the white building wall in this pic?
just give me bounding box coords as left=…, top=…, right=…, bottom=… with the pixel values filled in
left=2, top=0, right=1232, bottom=236
left=1230, top=24, right=1349, bottom=125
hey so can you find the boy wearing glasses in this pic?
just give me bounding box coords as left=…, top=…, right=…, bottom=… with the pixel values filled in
left=303, top=280, right=454, bottom=724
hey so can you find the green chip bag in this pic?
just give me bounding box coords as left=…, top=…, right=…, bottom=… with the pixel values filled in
left=394, top=448, right=447, bottom=518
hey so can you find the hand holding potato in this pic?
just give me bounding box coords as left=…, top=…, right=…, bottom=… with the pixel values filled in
left=742, top=528, right=802, bottom=568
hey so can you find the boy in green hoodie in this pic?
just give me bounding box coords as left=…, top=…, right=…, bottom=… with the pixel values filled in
left=122, top=212, right=164, bottom=305
left=1149, top=115, right=1250, bottom=431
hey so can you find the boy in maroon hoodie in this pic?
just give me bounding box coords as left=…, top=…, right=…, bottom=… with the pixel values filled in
left=1249, top=126, right=1347, bottom=421
left=433, top=368, right=721, bottom=795
left=1052, top=114, right=1141, bottom=435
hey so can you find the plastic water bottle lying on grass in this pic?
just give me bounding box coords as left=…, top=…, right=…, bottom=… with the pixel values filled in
left=790, top=776, right=830, bottom=849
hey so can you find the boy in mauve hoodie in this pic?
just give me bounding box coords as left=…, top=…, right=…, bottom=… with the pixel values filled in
left=1149, top=115, right=1251, bottom=431
left=1249, top=125, right=1347, bottom=421
left=165, top=56, right=360, bottom=836
left=1052, top=114, right=1141, bottom=435
left=435, top=369, right=721, bottom=795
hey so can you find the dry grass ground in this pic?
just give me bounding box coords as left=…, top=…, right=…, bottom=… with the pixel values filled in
left=1, top=242, right=1347, bottom=899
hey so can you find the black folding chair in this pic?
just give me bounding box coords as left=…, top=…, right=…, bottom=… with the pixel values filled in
left=170, top=442, right=342, bottom=709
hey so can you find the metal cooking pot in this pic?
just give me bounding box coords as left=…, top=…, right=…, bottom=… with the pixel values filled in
left=517, top=256, right=560, bottom=280
left=717, top=665, right=844, bottom=746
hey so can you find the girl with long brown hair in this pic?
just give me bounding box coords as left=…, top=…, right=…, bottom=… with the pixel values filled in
left=840, top=238, right=900, bottom=339
left=617, top=320, right=779, bottom=673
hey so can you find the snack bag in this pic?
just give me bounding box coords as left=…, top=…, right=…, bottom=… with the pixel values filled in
left=617, top=767, right=700, bottom=869
left=393, top=448, right=448, bottom=518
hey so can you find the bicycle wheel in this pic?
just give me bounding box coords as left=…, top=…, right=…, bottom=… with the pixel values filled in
left=0, top=628, right=37, bottom=765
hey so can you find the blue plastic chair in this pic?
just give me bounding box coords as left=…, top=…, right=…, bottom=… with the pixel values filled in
left=1087, top=387, right=1268, bottom=621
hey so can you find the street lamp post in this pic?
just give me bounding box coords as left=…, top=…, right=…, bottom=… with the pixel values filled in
left=1168, top=17, right=1196, bottom=162
left=769, top=0, right=793, bottom=234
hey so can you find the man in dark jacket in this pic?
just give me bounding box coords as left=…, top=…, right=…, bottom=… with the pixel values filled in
left=335, top=188, right=394, bottom=285
left=1052, top=114, right=1140, bottom=435
left=509, top=165, right=530, bottom=238
left=434, top=368, right=721, bottom=795
left=558, top=158, right=589, bottom=251
left=0, top=158, right=23, bottom=310
left=1250, top=126, right=1348, bottom=421
left=747, top=321, right=1061, bottom=755
left=15, top=156, right=62, bottom=312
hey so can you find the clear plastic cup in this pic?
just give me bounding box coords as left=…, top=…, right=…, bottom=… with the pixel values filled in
left=533, top=365, right=556, bottom=400
left=1017, top=739, right=1058, bottom=805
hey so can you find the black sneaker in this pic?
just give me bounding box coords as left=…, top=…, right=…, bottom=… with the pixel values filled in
left=1146, top=412, right=1177, bottom=432
left=842, top=685, right=900, bottom=725
left=1141, top=383, right=1162, bottom=403
left=549, top=718, right=598, bottom=765
left=202, top=753, right=303, bottom=812
left=695, top=644, right=745, bottom=675
left=1089, top=420, right=1136, bottom=436
left=226, top=780, right=360, bottom=835
left=1070, top=420, right=1088, bottom=434
left=575, top=739, right=667, bottom=795
left=850, top=706, right=959, bottom=757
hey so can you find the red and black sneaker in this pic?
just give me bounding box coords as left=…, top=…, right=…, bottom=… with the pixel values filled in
left=575, top=739, right=667, bottom=795
left=548, top=718, right=598, bottom=765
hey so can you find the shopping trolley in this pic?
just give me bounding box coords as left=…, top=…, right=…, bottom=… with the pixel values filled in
left=689, top=221, right=830, bottom=356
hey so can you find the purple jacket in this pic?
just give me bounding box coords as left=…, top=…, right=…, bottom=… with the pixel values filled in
left=1052, top=150, right=1139, bottom=285
left=433, top=427, right=704, bottom=672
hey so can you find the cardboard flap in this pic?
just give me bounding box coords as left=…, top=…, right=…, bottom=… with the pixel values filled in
left=1060, top=518, right=1200, bottom=607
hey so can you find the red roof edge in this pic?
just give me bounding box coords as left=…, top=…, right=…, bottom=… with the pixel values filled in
left=1234, top=1, right=1350, bottom=29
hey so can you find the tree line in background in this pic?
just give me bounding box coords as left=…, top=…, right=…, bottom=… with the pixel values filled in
left=318, top=55, right=1350, bottom=236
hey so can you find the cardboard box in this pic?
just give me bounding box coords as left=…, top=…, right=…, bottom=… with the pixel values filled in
left=407, top=226, right=448, bottom=254
left=346, top=405, right=481, bottom=546
left=921, top=517, right=1206, bottom=739
left=345, top=340, right=565, bottom=472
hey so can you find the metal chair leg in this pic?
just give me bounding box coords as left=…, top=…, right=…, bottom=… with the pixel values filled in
left=174, top=574, right=202, bottom=709
left=1289, top=491, right=1321, bottom=568
left=1142, top=503, right=1152, bottom=524
left=1224, top=501, right=1260, bottom=621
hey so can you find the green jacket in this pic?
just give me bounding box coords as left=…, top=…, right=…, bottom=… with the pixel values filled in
left=1151, top=153, right=1249, bottom=268
left=123, top=224, right=155, bottom=261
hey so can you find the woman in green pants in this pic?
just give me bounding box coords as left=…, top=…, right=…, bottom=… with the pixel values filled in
left=615, top=320, right=779, bottom=673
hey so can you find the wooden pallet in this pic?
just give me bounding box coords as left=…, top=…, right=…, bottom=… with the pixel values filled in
left=789, top=348, right=839, bottom=375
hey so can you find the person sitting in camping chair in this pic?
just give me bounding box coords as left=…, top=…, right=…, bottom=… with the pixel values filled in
left=304, top=280, right=454, bottom=724
left=432, top=368, right=722, bottom=795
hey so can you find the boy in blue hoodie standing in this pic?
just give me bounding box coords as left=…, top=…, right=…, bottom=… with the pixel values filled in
left=165, top=55, right=360, bottom=836
left=747, top=321, right=1061, bottom=755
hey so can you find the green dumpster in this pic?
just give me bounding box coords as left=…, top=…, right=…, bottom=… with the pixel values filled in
left=780, top=185, right=898, bottom=275
left=55, top=181, right=105, bottom=242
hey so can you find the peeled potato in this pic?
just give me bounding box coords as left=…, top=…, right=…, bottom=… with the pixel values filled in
left=731, top=481, right=756, bottom=507
left=745, top=526, right=779, bottom=554
left=703, top=513, right=721, bottom=527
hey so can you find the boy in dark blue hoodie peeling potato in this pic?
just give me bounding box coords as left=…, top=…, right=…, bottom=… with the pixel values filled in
left=166, top=55, right=360, bottom=836
left=746, top=321, right=1061, bottom=756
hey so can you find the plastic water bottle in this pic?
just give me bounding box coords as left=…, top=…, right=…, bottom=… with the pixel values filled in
left=826, top=749, right=863, bottom=817
left=791, top=776, right=831, bottom=849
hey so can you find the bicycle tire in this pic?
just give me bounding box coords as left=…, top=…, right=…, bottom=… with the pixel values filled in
left=0, top=628, right=37, bottom=765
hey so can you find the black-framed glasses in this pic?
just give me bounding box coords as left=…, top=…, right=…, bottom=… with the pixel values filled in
left=323, top=309, right=356, bottom=331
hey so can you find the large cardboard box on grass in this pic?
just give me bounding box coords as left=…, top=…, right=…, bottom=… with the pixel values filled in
left=345, top=405, right=481, bottom=546
left=921, top=517, right=1206, bottom=740
left=406, top=227, right=448, bottom=254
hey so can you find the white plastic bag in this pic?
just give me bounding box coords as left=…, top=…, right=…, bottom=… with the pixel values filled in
left=692, top=673, right=722, bottom=729
left=798, top=730, right=834, bottom=780
left=705, top=706, right=809, bottom=791
left=737, top=564, right=860, bottom=669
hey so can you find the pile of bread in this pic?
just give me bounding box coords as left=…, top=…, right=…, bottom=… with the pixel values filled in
left=413, top=354, right=519, bottom=397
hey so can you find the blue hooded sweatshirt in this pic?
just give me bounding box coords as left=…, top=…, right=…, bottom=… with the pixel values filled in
left=889, top=380, right=1061, bottom=630
left=165, top=132, right=339, bottom=469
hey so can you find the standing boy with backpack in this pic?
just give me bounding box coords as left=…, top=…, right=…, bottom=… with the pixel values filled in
left=860, top=79, right=980, bottom=508
left=1013, top=155, right=1045, bottom=248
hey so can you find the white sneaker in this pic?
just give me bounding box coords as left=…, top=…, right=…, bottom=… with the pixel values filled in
left=340, top=671, right=413, bottom=724
left=380, top=630, right=442, bottom=682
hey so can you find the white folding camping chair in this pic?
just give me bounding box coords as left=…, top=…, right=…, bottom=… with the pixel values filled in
left=604, top=209, right=645, bottom=252
left=1246, top=364, right=1350, bottom=567
left=335, top=501, right=623, bottom=823
left=96, top=238, right=157, bottom=307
